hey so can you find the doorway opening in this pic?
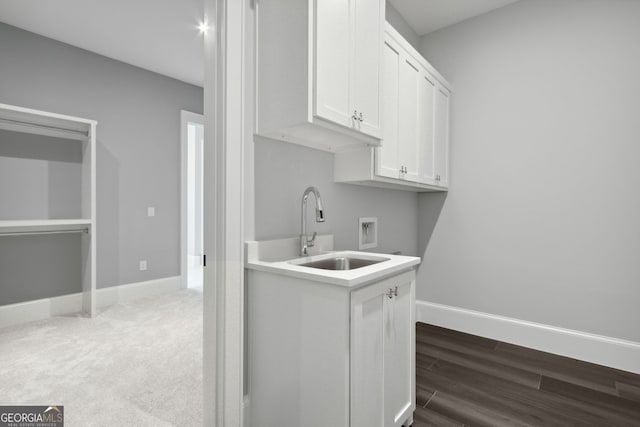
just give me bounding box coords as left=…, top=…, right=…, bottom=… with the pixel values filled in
left=181, top=111, right=205, bottom=290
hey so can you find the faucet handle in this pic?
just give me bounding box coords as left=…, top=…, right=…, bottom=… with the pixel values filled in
left=307, top=231, right=317, bottom=247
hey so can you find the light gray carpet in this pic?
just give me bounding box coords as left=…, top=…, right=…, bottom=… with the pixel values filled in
left=0, top=288, right=203, bottom=426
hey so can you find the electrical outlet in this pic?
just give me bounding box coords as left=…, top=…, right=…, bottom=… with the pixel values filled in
left=139, top=260, right=148, bottom=271
left=147, top=207, right=155, bottom=217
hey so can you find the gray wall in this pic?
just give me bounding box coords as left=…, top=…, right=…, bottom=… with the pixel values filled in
left=386, top=3, right=420, bottom=50
left=0, top=23, right=203, bottom=302
left=0, top=130, right=82, bottom=220
left=254, top=138, right=418, bottom=257
left=417, top=0, right=640, bottom=342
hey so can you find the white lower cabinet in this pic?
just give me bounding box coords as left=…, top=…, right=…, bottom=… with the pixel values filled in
left=351, top=275, right=415, bottom=427
left=248, top=269, right=416, bottom=427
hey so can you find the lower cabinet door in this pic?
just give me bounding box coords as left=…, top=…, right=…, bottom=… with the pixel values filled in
left=351, top=280, right=386, bottom=427
left=350, top=275, right=415, bottom=427
left=384, top=280, right=415, bottom=427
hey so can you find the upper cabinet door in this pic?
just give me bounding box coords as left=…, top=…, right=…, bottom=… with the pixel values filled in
left=314, top=0, right=352, bottom=128
left=351, top=0, right=384, bottom=139
left=419, top=73, right=437, bottom=185
left=377, top=39, right=401, bottom=179
left=397, top=55, right=421, bottom=183
left=434, top=86, right=451, bottom=187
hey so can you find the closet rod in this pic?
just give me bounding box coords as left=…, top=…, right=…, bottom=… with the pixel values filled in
left=0, top=228, right=89, bottom=237
left=0, top=117, right=89, bottom=137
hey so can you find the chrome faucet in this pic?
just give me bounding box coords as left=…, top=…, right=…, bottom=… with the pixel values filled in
left=300, top=186, right=325, bottom=256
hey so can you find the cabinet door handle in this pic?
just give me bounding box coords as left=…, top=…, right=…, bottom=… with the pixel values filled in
left=358, top=112, right=364, bottom=122
left=352, top=110, right=359, bottom=122
left=386, top=286, right=398, bottom=299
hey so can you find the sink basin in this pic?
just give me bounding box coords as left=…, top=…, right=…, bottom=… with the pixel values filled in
left=298, top=256, right=388, bottom=271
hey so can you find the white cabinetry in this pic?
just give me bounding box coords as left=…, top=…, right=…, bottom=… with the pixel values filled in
left=247, top=269, right=416, bottom=427
left=351, top=275, right=415, bottom=427
left=257, top=0, right=384, bottom=152
left=335, top=23, right=451, bottom=191
left=0, top=103, right=96, bottom=317
left=434, top=86, right=451, bottom=187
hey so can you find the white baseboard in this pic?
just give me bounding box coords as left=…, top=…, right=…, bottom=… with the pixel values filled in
left=416, top=300, right=640, bottom=375
left=243, top=395, right=250, bottom=427
left=0, top=276, right=182, bottom=329
left=97, top=276, right=182, bottom=308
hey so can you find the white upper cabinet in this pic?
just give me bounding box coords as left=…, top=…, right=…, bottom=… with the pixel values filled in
left=377, top=37, right=401, bottom=179
left=315, top=0, right=351, bottom=128
left=434, top=86, right=451, bottom=187
left=397, top=54, right=422, bottom=183
left=351, top=0, right=383, bottom=137
left=335, top=23, right=451, bottom=192
left=257, top=0, right=384, bottom=152
left=377, top=36, right=422, bottom=183
left=418, top=74, right=437, bottom=185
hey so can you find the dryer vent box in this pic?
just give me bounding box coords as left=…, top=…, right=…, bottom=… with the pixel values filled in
left=358, top=217, right=378, bottom=250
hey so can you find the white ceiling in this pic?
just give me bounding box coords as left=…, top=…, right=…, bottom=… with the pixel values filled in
left=0, top=0, right=518, bottom=89
left=0, top=0, right=204, bottom=87
left=389, top=0, right=521, bottom=36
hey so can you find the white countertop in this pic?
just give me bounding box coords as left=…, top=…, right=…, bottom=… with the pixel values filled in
left=245, top=236, right=420, bottom=288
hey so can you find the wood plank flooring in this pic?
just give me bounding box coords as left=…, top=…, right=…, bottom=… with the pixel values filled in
left=413, top=323, right=640, bottom=427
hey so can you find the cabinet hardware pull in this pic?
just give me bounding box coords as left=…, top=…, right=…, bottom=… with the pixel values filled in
left=358, top=112, right=364, bottom=122
left=386, top=286, right=399, bottom=299
left=352, top=110, right=358, bottom=122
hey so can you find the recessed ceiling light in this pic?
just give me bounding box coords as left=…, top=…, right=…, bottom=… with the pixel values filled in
left=198, top=21, right=209, bottom=35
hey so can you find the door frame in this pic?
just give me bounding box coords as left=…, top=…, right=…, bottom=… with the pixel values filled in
left=203, top=0, right=246, bottom=425
left=180, top=110, right=205, bottom=289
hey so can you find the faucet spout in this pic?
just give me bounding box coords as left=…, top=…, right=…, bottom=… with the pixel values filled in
left=300, top=186, right=325, bottom=256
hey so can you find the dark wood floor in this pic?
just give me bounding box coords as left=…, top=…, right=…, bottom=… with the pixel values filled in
left=413, top=323, right=640, bottom=427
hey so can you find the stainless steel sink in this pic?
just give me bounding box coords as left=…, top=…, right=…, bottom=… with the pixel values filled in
left=299, top=256, right=388, bottom=271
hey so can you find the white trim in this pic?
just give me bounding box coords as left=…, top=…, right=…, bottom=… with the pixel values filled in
left=0, top=276, right=182, bottom=330
left=416, top=300, right=640, bottom=375
left=243, top=396, right=250, bottom=427
left=97, top=276, right=182, bottom=308
left=181, top=110, right=205, bottom=290
left=203, top=0, right=246, bottom=425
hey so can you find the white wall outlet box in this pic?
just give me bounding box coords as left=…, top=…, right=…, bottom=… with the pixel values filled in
left=147, top=207, right=155, bottom=217
left=139, top=260, right=148, bottom=271
left=358, top=217, right=378, bottom=250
